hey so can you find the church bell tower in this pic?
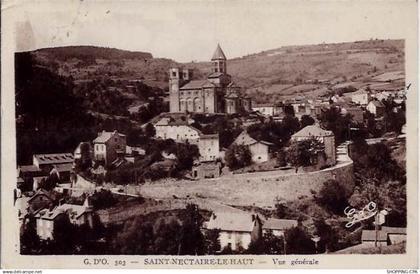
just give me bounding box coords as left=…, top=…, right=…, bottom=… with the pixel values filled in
left=211, top=44, right=227, bottom=74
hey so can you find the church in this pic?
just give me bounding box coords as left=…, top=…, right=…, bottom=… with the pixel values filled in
left=169, top=45, right=251, bottom=114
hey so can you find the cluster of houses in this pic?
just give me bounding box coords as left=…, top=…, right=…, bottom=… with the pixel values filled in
left=15, top=44, right=407, bottom=251
left=153, top=113, right=337, bottom=178
left=16, top=130, right=147, bottom=241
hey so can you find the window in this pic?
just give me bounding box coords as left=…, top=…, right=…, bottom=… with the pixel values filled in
left=215, top=68, right=218, bottom=72
left=172, top=71, right=177, bottom=77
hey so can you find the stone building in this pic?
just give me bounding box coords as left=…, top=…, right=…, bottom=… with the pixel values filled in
left=93, top=130, right=126, bottom=165
left=291, top=124, right=336, bottom=166
left=198, top=134, right=220, bottom=162
left=155, top=117, right=201, bottom=145
left=232, top=131, right=273, bottom=163
left=169, top=45, right=251, bottom=114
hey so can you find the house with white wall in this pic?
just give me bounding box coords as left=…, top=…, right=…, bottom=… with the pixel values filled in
left=154, top=117, right=201, bottom=144
left=93, top=130, right=126, bottom=165
left=34, top=198, right=93, bottom=240
left=232, top=131, right=273, bottom=163
left=204, top=212, right=297, bottom=252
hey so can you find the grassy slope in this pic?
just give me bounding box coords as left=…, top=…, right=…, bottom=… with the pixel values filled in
left=31, top=39, right=404, bottom=105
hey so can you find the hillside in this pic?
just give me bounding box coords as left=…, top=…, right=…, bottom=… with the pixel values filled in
left=26, top=39, right=404, bottom=106
left=187, top=39, right=405, bottom=103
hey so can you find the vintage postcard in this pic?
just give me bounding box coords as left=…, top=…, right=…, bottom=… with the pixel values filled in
left=1, top=0, right=418, bottom=270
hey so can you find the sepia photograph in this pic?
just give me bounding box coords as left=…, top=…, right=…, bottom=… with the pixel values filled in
left=1, top=0, right=418, bottom=270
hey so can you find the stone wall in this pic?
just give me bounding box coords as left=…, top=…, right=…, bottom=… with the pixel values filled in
left=140, top=161, right=354, bottom=208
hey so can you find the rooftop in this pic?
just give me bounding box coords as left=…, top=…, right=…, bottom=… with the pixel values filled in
left=205, top=212, right=256, bottom=232
left=33, top=153, right=74, bottom=165
left=233, top=131, right=273, bottom=147
left=263, top=218, right=298, bottom=231
left=180, top=80, right=215, bottom=90
left=18, top=165, right=41, bottom=173
left=207, top=72, right=225, bottom=79
left=35, top=202, right=91, bottom=221
left=292, top=125, right=334, bottom=138
left=361, top=230, right=388, bottom=242
left=93, top=130, right=126, bottom=143
left=381, top=226, right=406, bottom=234
left=211, top=44, right=227, bottom=61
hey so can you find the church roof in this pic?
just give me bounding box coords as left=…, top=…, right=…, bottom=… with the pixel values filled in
left=207, top=72, right=224, bottom=78
left=211, top=44, right=227, bottom=60
left=180, top=80, right=215, bottom=90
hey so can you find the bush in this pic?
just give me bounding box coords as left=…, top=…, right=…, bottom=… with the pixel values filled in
left=225, top=144, right=252, bottom=170
left=316, top=179, right=348, bottom=214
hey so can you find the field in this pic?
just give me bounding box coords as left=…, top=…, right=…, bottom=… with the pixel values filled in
left=30, top=39, right=404, bottom=107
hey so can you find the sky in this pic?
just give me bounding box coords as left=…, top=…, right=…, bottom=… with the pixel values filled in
left=10, top=0, right=416, bottom=62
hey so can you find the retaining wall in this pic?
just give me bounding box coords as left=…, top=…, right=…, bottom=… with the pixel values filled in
left=140, top=161, right=354, bottom=207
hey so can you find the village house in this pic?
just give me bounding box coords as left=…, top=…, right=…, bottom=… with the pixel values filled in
left=204, top=212, right=297, bottom=252
left=17, top=153, right=74, bottom=192
left=192, top=134, right=222, bottom=179
left=232, top=131, right=273, bottom=163
left=33, top=153, right=74, bottom=173
left=35, top=197, right=94, bottom=240
left=17, top=165, right=46, bottom=192
left=198, top=134, right=220, bottom=162
left=343, top=107, right=364, bottom=124
left=204, top=212, right=262, bottom=251
left=360, top=227, right=407, bottom=247
left=381, top=226, right=406, bottom=245
left=192, top=161, right=222, bottom=179
left=16, top=189, right=54, bottom=226
left=93, top=130, right=127, bottom=165
left=124, top=145, right=146, bottom=163
left=262, top=218, right=298, bottom=237
left=366, top=100, right=385, bottom=117
left=351, top=90, right=371, bottom=106
left=169, top=45, right=250, bottom=114
left=154, top=117, right=201, bottom=145
left=252, top=103, right=275, bottom=117
left=291, top=124, right=336, bottom=166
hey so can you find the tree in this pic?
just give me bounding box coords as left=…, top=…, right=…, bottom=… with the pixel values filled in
left=274, top=198, right=288, bottom=218
left=300, top=115, right=315, bottom=128
left=113, top=218, right=155, bottom=254
left=286, top=138, right=325, bottom=172
left=39, top=172, right=60, bottom=191
left=204, top=229, right=221, bottom=254
left=276, top=149, right=287, bottom=167
left=178, top=203, right=205, bottom=255
left=317, top=107, right=352, bottom=143
left=316, top=179, right=348, bottom=214
left=74, top=142, right=92, bottom=171
left=284, top=227, right=316, bottom=254
left=145, top=123, right=156, bottom=138
left=282, top=115, right=300, bottom=136
left=311, top=218, right=339, bottom=252
left=90, top=189, right=118, bottom=210
left=225, top=144, right=252, bottom=170
left=247, top=230, right=284, bottom=254
left=173, top=143, right=199, bottom=172
left=20, top=215, right=40, bottom=254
